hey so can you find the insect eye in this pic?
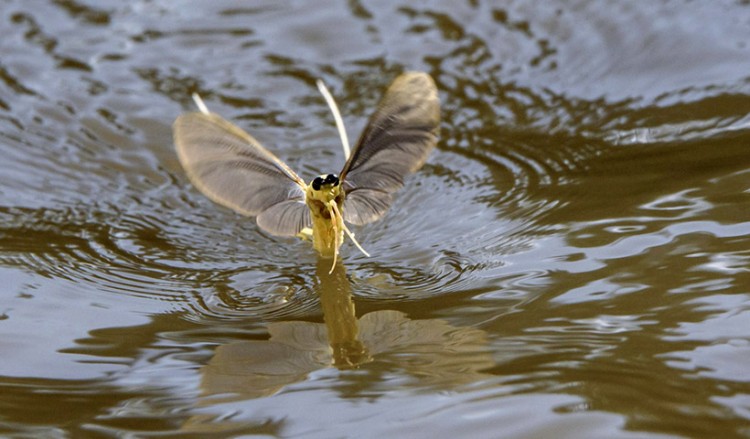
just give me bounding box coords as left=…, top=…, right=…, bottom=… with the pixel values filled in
left=312, top=176, right=324, bottom=191
left=326, top=174, right=340, bottom=186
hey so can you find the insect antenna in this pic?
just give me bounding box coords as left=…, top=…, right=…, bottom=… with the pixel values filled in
left=316, top=79, right=351, bottom=159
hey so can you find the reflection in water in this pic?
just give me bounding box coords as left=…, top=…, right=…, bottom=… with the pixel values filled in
left=315, top=260, right=370, bottom=368
left=2, top=0, right=750, bottom=436
left=198, top=260, right=492, bottom=403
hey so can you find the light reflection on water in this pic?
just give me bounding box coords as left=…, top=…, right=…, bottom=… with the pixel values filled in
left=0, top=0, right=749, bottom=437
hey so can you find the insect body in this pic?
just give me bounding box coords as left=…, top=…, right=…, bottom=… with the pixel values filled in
left=306, top=173, right=345, bottom=261
left=173, top=72, right=440, bottom=268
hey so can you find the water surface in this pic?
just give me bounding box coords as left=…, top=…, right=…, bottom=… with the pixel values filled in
left=1, top=1, right=750, bottom=437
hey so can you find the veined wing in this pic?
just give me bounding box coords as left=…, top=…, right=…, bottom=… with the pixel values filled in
left=340, top=72, right=440, bottom=225
left=173, top=112, right=310, bottom=236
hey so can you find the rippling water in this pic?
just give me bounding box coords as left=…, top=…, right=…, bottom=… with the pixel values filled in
left=1, top=0, right=750, bottom=437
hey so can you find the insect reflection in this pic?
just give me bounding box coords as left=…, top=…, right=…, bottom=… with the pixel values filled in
left=173, top=72, right=440, bottom=270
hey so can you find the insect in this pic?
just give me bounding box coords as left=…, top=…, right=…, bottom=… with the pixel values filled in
left=173, top=72, right=440, bottom=271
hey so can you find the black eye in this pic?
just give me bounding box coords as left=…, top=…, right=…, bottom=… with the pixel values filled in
left=325, top=174, right=340, bottom=186
left=312, top=176, right=323, bottom=191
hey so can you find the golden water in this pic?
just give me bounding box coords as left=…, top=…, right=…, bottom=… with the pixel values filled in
left=1, top=1, right=749, bottom=437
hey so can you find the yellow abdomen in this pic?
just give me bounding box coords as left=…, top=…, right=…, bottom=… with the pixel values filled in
left=305, top=184, right=345, bottom=259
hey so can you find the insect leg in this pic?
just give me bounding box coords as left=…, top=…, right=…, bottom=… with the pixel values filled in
left=331, top=202, right=370, bottom=257
left=326, top=201, right=339, bottom=273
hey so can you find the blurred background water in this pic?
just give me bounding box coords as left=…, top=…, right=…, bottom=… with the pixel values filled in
left=1, top=0, right=749, bottom=437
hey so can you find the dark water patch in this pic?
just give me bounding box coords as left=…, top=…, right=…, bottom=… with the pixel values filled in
left=0, top=0, right=749, bottom=437
left=0, top=206, right=189, bottom=300
left=0, top=204, right=328, bottom=323
left=52, top=0, right=111, bottom=25
left=0, top=377, right=143, bottom=436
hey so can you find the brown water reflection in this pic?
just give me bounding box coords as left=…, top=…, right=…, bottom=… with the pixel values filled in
left=1, top=0, right=750, bottom=437
left=199, top=260, right=491, bottom=404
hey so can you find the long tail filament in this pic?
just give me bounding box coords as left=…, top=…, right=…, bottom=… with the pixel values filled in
left=316, top=79, right=351, bottom=159
left=192, top=93, right=210, bottom=115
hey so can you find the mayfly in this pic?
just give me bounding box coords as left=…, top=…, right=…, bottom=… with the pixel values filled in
left=173, top=72, right=440, bottom=271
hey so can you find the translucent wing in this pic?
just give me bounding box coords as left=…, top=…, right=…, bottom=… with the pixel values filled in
left=173, top=112, right=310, bottom=237
left=340, top=72, right=440, bottom=225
